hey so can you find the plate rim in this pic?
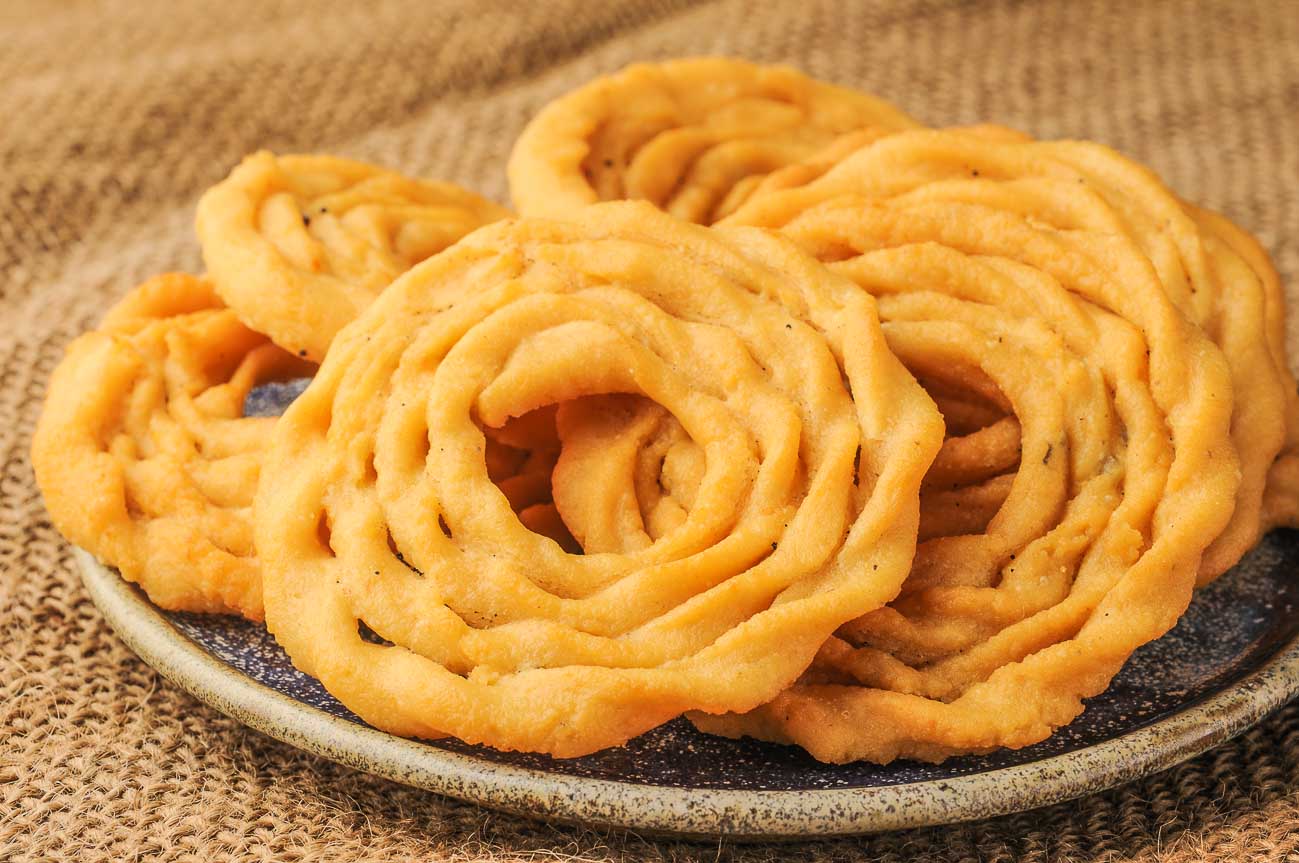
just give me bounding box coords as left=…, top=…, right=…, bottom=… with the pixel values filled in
left=76, top=546, right=1299, bottom=839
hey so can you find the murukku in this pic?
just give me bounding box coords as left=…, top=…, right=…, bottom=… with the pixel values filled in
left=507, top=57, right=919, bottom=225
left=197, top=151, right=509, bottom=361
left=32, top=273, right=314, bottom=620
left=678, top=126, right=1260, bottom=763
left=735, top=125, right=1299, bottom=583
left=254, top=202, right=943, bottom=757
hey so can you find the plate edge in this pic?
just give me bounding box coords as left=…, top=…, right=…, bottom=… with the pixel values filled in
left=74, top=546, right=1299, bottom=839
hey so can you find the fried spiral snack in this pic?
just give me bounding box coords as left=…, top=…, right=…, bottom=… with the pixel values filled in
left=507, top=57, right=919, bottom=226
left=678, top=126, right=1267, bottom=763
left=32, top=274, right=313, bottom=620
left=740, top=126, right=1299, bottom=582
left=197, top=152, right=509, bottom=361
left=254, top=202, right=943, bottom=757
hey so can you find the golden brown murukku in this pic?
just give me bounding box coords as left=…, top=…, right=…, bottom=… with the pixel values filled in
left=507, top=57, right=919, bottom=225
left=197, top=152, right=509, bottom=361
left=734, top=125, right=1299, bottom=582
left=254, top=202, right=943, bottom=757
left=32, top=274, right=313, bottom=620
left=677, top=126, right=1263, bottom=763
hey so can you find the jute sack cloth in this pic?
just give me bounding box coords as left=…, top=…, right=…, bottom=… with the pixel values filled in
left=3, top=1, right=1298, bottom=860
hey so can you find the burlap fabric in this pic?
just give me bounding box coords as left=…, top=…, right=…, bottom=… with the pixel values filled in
left=4, top=1, right=1299, bottom=860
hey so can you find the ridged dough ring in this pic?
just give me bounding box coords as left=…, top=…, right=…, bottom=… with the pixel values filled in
left=255, top=202, right=942, bottom=757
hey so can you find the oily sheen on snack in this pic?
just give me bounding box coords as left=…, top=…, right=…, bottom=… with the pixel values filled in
left=682, top=126, right=1286, bottom=763
left=32, top=274, right=313, bottom=620
left=254, top=202, right=943, bottom=757
left=197, top=152, right=509, bottom=361
left=507, top=57, right=920, bottom=225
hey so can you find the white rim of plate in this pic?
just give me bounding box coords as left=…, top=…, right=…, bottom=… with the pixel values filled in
left=76, top=547, right=1299, bottom=839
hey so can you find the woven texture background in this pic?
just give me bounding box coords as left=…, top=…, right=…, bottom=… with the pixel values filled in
left=4, top=1, right=1299, bottom=860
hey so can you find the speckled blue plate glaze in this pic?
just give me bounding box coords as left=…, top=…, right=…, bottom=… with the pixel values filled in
left=71, top=381, right=1299, bottom=839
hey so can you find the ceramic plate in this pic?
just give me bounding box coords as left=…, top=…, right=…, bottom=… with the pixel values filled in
left=75, top=376, right=1299, bottom=839
left=75, top=530, right=1299, bottom=839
